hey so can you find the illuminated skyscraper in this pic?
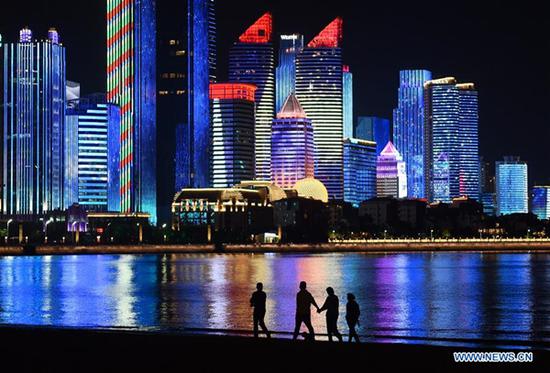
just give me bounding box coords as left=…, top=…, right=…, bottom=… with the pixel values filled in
left=2, top=28, right=66, bottom=215
left=496, top=157, right=528, bottom=216
left=210, top=83, right=256, bottom=188
left=229, top=12, right=275, bottom=181
left=393, top=70, right=432, bottom=198
left=271, top=94, right=314, bottom=189
left=276, top=34, right=304, bottom=113
left=356, top=116, right=390, bottom=156
left=64, top=95, right=122, bottom=212
left=106, top=0, right=157, bottom=223
left=424, top=78, right=480, bottom=203
left=376, top=142, right=407, bottom=199
left=344, top=139, right=377, bottom=206
left=296, top=17, right=345, bottom=200
left=343, top=65, right=353, bottom=139
left=532, top=186, right=550, bottom=220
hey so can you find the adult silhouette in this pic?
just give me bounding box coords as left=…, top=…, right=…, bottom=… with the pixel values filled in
left=346, top=293, right=360, bottom=343
left=250, top=282, right=271, bottom=338
left=318, top=287, right=343, bottom=342
left=292, top=281, right=319, bottom=341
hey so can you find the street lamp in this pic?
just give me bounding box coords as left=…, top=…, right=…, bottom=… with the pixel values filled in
left=527, top=229, right=531, bottom=239
left=384, top=230, right=388, bottom=240
left=6, top=219, right=13, bottom=243
left=430, top=229, right=434, bottom=241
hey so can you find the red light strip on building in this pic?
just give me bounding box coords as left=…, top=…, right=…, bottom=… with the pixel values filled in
left=308, top=17, right=343, bottom=48
left=238, top=12, right=273, bottom=44
left=209, top=83, right=257, bottom=102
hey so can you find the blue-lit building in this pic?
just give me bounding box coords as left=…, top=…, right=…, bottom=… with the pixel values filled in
left=532, top=186, right=550, bottom=220
left=296, top=17, right=345, bottom=200
left=229, top=13, right=275, bottom=181
left=355, top=116, right=390, bottom=156
left=393, top=70, right=432, bottom=199
left=343, top=66, right=354, bottom=139
left=344, top=139, right=377, bottom=206
left=271, top=94, right=314, bottom=189
left=107, top=0, right=157, bottom=223
left=2, top=28, right=66, bottom=216
left=424, top=78, right=480, bottom=203
left=495, top=157, right=528, bottom=216
left=65, top=95, right=121, bottom=212
left=275, top=34, right=303, bottom=113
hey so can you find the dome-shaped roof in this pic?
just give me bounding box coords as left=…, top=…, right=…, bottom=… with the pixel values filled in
left=293, top=178, right=329, bottom=203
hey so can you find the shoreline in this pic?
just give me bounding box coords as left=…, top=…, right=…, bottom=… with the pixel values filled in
left=1, top=240, right=550, bottom=257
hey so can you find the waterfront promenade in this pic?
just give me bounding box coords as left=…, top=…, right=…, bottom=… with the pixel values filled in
left=1, top=238, right=550, bottom=256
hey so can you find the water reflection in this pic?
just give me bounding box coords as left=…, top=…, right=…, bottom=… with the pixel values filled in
left=1, top=252, right=549, bottom=346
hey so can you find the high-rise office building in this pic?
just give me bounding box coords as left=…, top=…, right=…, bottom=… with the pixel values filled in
left=210, top=83, right=256, bottom=188
left=187, top=0, right=217, bottom=189
left=296, top=17, right=345, bottom=200
left=495, top=157, right=528, bottom=216
left=376, top=142, right=407, bottom=199
left=480, top=156, right=496, bottom=216
left=393, top=70, right=432, bottom=199
left=343, top=65, right=354, bottom=139
left=2, top=28, right=66, bottom=215
left=65, top=95, right=122, bottom=212
left=424, top=78, right=480, bottom=203
left=271, top=94, right=314, bottom=189
left=532, top=186, right=550, bottom=220
left=229, top=12, right=275, bottom=181
left=107, top=0, right=157, bottom=223
left=356, top=116, right=390, bottom=156
left=344, top=138, right=377, bottom=206
left=275, top=34, right=304, bottom=113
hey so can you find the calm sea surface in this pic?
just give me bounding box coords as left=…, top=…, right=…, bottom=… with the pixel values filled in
left=1, top=253, right=549, bottom=347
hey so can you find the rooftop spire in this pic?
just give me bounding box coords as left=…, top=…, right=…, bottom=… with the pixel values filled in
left=277, top=94, right=307, bottom=119
left=238, top=12, right=273, bottom=44
left=308, top=17, right=343, bottom=48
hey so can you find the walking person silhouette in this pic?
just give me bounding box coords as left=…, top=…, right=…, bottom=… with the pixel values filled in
left=346, top=293, right=361, bottom=343
left=250, top=282, right=271, bottom=338
left=317, top=287, right=343, bottom=342
left=292, top=281, right=319, bottom=341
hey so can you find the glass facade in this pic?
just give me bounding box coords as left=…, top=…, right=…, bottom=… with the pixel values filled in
left=356, top=116, right=390, bottom=156
left=65, top=96, right=121, bottom=212
left=393, top=70, right=432, bottom=199
left=344, top=138, right=377, bottom=206
left=343, top=66, right=353, bottom=139
left=495, top=157, right=528, bottom=216
left=2, top=30, right=66, bottom=215
left=271, top=94, right=314, bottom=189
left=210, top=84, right=256, bottom=188
left=229, top=13, right=275, bottom=182
left=424, top=78, right=480, bottom=203
left=296, top=18, right=344, bottom=200
left=275, top=34, right=303, bottom=113
left=532, top=186, right=550, bottom=220
left=376, top=142, right=407, bottom=199
left=106, top=0, right=157, bottom=223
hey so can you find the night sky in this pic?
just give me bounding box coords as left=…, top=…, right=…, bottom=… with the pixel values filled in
left=1, top=0, right=549, bottom=185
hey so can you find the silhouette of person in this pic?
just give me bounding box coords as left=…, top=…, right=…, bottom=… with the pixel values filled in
left=292, top=281, right=319, bottom=341
left=317, top=287, right=343, bottom=342
left=346, top=293, right=361, bottom=343
left=250, top=282, right=271, bottom=338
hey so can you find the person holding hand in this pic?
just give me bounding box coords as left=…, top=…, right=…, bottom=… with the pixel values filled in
left=292, top=281, right=319, bottom=341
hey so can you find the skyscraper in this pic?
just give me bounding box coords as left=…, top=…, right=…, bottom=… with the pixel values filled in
left=532, top=186, right=550, bottom=220
left=2, top=28, right=66, bottom=215
left=210, top=83, right=256, bottom=188
left=376, top=142, right=407, bottom=199
left=344, top=138, right=377, bottom=206
left=65, top=95, right=122, bottom=212
left=343, top=65, right=354, bottom=139
left=393, top=70, right=432, bottom=199
left=296, top=17, right=345, bottom=200
left=275, top=34, right=304, bottom=113
left=107, top=0, right=157, bottom=223
left=356, top=116, right=390, bottom=156
left=229, top=12, right=275, bottom=181
left=496, top=157, right=528, bottom=216
left=187, top=0, right=217, bottom=189
left=424, top=78, right=480, bottom=203
left=271, top=94, right=314, bottom=189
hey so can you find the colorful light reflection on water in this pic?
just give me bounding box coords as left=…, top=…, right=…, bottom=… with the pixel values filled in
left=0, top=253, right=549, bottom=347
